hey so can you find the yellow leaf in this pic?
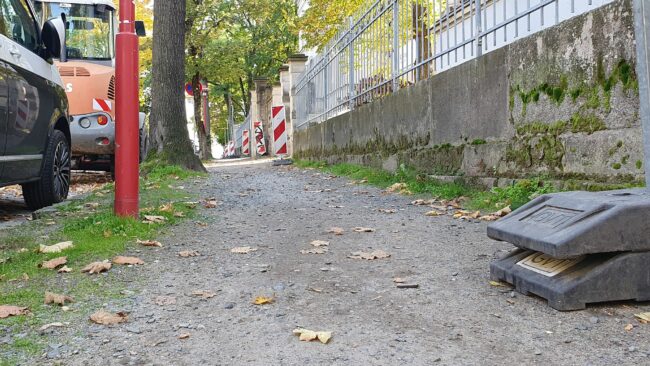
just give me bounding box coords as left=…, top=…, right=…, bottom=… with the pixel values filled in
left=293, top=328, right=332, bottom=344
left=425, top=211, right=443, bottom=217
left=489, top=281, right=508, bottom=287
left=634, top=312, right=650, bottom=323
left=253, top=296, right=275, bottom=305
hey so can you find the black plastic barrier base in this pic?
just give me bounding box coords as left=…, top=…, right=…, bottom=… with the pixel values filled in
left=490, top=249, right=650, bottom=311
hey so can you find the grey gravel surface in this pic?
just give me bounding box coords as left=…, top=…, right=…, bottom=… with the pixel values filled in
left=18, top=160, right=650, bottom=365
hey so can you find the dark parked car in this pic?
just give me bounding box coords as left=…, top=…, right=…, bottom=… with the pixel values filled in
left=0, top=0, right=70, bottom=209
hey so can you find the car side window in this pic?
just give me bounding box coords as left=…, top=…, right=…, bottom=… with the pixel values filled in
left=0, top=0, right=39, bottom=54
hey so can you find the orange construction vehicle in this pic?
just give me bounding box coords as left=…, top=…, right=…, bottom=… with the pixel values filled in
left=34, top=0, right=145, bottom=176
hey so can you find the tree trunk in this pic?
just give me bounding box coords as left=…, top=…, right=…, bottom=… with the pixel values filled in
left=149, top=0, right=205, bottom=172
left=192, top=73, right=213, bottom=160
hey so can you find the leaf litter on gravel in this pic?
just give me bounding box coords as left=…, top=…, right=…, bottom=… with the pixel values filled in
left=253, top=296, right=275, bottom=305
left=348, top=250, right=391, bottom=260
left=137, top=239, right=163, bottom=247
left=44, top=292, right=73, bottom=306
left=154, top=296, right=177, bottom=306
left=352, top=227, right=375, bottom=233
left=327, top=227, right=344, bottom=235
left=191, top=290, right=216, bottom=299
left=90, top=310, right=128, bottom=325
left=178, top=250, right=200, bottom=257
left=143, top=215, right=166, bottom=224
left=301, top=247, right=328, bottom=255
left=113, top=256, right=145, bottom=265
left=310, top=240, right=329, bottom=247
left=293, top=329, right=332, bottom=344
left=230, top=246, right=258, bottom=254
left=81, top=261, right=112, bottom=274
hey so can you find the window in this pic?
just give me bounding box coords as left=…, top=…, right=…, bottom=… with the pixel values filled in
left=0, top=0, right=39, bottom=53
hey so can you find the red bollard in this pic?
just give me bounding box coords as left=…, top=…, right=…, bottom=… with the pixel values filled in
left=114, top=0, right=140, bottom=217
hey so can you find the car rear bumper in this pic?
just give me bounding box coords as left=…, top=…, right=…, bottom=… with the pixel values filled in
left=70, top=113, right=115, bottom=155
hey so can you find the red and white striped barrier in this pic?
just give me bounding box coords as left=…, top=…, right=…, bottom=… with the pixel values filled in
left=272, top=106, right=288, bottom=156
left=242, top=130, right=250, bottom=155
left=254, top=122, right=267, bottom=155
left=93, top=98, right=112, bottom=113
left=228, top=141, right=235, bottom=157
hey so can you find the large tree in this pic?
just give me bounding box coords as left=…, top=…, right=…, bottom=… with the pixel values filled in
left=148, top=0, right=205, bottom=171
left=299, top=0, right=365, bottom=50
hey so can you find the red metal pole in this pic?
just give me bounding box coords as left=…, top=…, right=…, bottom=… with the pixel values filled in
left=114, top=1, right=139, bottom=217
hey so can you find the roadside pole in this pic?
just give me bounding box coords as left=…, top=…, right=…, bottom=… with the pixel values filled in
left=202, top=81, right=210, bottom=149
left=633, top=0, right=650, bottom=189
left=114, top=0, right=140, bottom=217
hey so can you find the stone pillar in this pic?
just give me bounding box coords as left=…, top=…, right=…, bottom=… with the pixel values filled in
left=288, top=54, right=309, bottom=129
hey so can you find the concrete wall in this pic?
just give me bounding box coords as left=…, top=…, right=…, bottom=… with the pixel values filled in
left=293, top=0, right=644, bottom=187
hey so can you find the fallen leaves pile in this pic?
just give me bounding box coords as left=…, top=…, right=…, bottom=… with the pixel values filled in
left=413, top=197, right=512, bottom=222
left=293, top=329, right=332, bottom=344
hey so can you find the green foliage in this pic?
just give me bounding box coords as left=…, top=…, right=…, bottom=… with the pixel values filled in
left=480, top=179, right=555, bottom=210
left=637, top=160, right=643, bottom=170
left=299, top=0, right=367, bottom=50
left=470, top=139, right=487, bottom=146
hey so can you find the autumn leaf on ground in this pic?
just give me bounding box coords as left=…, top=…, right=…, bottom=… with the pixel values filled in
left=480, top=206, right=513, bottom=221
left=203, top=198, right=219, bottom=208
left=352, top=227, right=375, bottom=233
left=348, top=250, right=391, bottom=260
left=230, top=246, right=258, bottom=254
left=310, top=240, right=329, bottom=247
left=378, top=208, right=397, bottom=214
left=386, top=183, right=407, bottom=193
left=635, top=313, right=650, bottom=323
left=327, top=227, right=344, bottom=235
left=39, top=322, right=66, bottom=331
left=292, top=329, right=332, bottom=344
left=57, top=266, right=72, bottom=273
left=84, top=202, right=100, bottom=209
left=159, top=203, right=174, bottom=212
left=154, top=296, right=177, bottom=306
left=38, top=241, right=74, bottom=254
left=137, top=239, right=163, bottom=247
left=174, top=212, right=185, bottom=218
left=178, top=333, right=191, bottom=339
left=184, top=201, right=199, bottom=209
left=411, top=199, right=435, bottom=206
left=143, top=215, right=166, bottom=224
left=113, top=256, right=145, bottom=265
left=301, top=247, right=328, bottom=255
left=39, top=256, right=67, bottom=270
left=425, top=210, right=443, bottom=217
left=0, top=305, right=29, bottom=319
left=625, top=324, right=634, bottom=331
left=44, top=292, right=73, bottom=306
left=253, top=296, right=275, bottom=305
left=191, top=290, right=216, bottom=299
left=393, top=278, right=406, bottom=283
left=178, top=250, right=200, bottom=258
left=90, top=310, right=128, bottom=325
left=489, top=281, right=508, bottom=287
left=81, top=261, right=112, bottom=274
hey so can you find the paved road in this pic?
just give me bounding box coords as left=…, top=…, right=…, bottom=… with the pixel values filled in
left=25, top=161, right=650, bottom=365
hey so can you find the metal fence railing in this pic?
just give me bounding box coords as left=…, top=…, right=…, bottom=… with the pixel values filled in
left=294, top=0, right=616, bottom=129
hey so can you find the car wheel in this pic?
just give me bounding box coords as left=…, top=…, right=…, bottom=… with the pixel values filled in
left=22, top=130, right=71, bottom=210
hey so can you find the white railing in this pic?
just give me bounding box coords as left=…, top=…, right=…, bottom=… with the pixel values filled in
left=294, top=0, right=615, bottom=129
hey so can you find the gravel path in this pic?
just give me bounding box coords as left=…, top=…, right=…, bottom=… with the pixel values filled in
left=26, top=160, right=650, bottom=365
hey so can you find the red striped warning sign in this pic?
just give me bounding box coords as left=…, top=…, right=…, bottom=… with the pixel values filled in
left=254, top=122, right=267, bottom=155
left=242, top=130, right=250, bottom=155
left=272, top=106, right=288, bottom=156
left=93, top=99, right=112, bottom=113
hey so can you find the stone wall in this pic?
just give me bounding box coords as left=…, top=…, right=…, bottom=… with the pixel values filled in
left=293, top=0, right=644, bottom=187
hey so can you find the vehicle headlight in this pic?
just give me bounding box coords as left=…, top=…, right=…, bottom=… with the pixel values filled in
left=79, top=118, right=91, bottom=129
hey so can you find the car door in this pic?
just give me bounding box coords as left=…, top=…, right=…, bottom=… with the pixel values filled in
left=0, top=0, right=56, bottom=182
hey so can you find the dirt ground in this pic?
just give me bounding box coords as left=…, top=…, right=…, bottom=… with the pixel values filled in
left=8, top=160, right=650, bottom=365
